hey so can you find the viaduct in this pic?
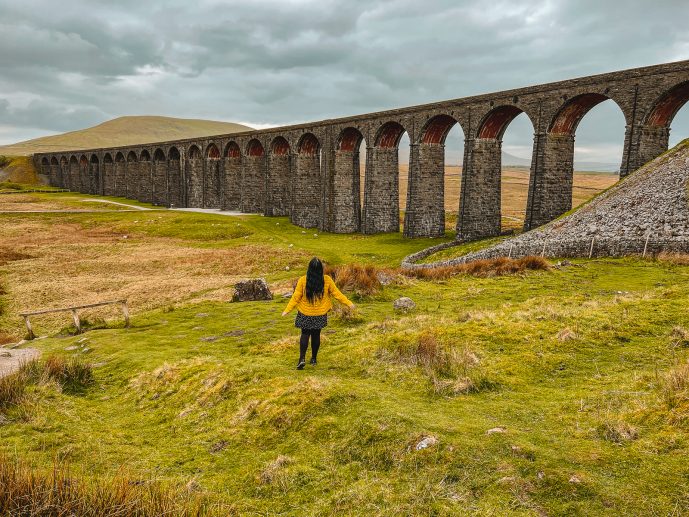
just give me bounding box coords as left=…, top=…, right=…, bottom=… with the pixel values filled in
left=34, top=60, right=689, bottom=240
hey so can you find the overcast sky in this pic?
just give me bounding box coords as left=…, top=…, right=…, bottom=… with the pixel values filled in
left=1, top=0, right=689, bottom=163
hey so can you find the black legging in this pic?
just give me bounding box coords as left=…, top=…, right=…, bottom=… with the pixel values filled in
left=299, top=329, right=321, bottom=362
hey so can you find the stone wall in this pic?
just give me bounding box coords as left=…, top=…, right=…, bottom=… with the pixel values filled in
left=34, top=59, right=689, bottom=239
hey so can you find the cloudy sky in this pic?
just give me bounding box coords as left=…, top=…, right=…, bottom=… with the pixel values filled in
left=1, top=0, right=689, bottom=164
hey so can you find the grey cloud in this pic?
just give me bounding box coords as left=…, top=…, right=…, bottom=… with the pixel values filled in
left=0, top=0, right=688, bottom=159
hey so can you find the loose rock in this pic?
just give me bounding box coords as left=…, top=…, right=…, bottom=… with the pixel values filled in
left=486, top=427, right=507, bottom=435
left=415, top=436, right=438, bottom=450
left=232, top=278, right=273, bottom=302
left=393, top=297, right=416, bottom=312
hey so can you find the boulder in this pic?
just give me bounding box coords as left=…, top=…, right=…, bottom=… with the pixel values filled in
left=393, top=297, right=416, bottom=312
left=232, top=278, right=273, bottom=302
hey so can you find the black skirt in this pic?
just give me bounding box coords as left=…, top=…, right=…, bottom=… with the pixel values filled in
left=295, top=311, right=328, bottom=330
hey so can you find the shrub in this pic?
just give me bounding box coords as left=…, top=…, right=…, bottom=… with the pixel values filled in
left=597, top=420, right=639, bottom=443
left=403, top=256, right=550, bottom=281
left=324, top=263, right=386, bottom=297
left=656, top=252, right=689, bottom=266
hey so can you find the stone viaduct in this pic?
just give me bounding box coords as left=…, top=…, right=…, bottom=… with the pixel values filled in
left=34, top=60, right=689, bottom=240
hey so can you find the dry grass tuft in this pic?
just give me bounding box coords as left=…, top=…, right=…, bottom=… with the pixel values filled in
left=403, top=256, right=550, bottom=281
left=377, top=330, right=490, bottom=396
left=597, top=420, right=639, bottom=443
left=557, top=327, right=578, bottom=342
left=662, top=361, right=689, bottom=411
left=257, top=455, right=293, bottom=486
left=324, top=263, right=386, bottom=297
left=656, top=252, right=689, bottom=266
left=0, top=455, right=212, bottom=516
left=670, top=326, right=689, bottom=348
left=330, top=304, right=364, bottom=324
left=0, top=370, right=28, bottom=409
left=0, top=247, right=34, bottom=266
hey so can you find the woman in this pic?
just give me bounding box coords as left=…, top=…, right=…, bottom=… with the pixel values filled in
left=282, top=257, right=355, bottom=369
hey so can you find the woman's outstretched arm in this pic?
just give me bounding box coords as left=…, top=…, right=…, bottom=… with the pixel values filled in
left=327, top=276, right=354, bottom=307
left=283, top=277, right=304, bottom=315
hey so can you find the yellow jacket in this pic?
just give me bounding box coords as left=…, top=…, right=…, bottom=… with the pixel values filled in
left=284, top=275, right=353, bottom=316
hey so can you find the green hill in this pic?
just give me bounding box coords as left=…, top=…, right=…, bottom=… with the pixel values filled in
left=0, top=116, right=253, bottom=156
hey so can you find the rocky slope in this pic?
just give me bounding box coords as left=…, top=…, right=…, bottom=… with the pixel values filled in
left=405, top=139, right=689, bottom=267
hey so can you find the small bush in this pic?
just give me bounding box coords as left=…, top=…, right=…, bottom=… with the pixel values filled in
left=656, top=252, right=689, bottom=266
left=403, top=256, right=550, bottom=281
left=662, top=360, right=689, bottom=409
left=330, top=304, right=364, bottom=324
left=324, top=263, right=386, bottom=297
left=0, top=455, right=213, bottom=516
left=670, top=326, right=689, bottom=348
left=0, top=371, right=28, bottom=409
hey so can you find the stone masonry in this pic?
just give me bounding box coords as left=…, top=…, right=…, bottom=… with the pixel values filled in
left=35, top=60, right=689, bottom=239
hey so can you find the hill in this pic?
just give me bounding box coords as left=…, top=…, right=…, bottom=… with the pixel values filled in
left=0, top=116, right=253, bottom=156
left=2, top=191, right=689, bottom=513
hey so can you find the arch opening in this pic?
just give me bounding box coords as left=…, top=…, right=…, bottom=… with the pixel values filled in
left=126, top=151, right=137, bottom=162
left=188, top=145, right=201, bottom=160
left=549, top=93, right=609, bottom=135
left=206, top=143, right=220, bottom=159
left=140, top=150, right=151, bottom=161
left=90, top=154, right=99, bottom=164
left=271, top=136, right=290, bottom=156
left=647, top=82, right=689, bottom=128
left=247, top=139, right=265, bottom=157
left=225, top=142, right=240, bottom=158
left=153, top=149, right=165, bottom=161
left=169, top=147, right=180, bottom=160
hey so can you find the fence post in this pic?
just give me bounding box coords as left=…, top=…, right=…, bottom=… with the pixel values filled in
left=541, top=241, right=547, bottom=257
left=588, top=236, right=595, bottom=259
left=71, top=309, right=81, bottom=334
left=508, top=244, right=513, bottom=259
left=23, top=316, right=35, bottom=340
left=642, top=234, right=651, bottom=258
left=121, top=300, right=130, bottom=328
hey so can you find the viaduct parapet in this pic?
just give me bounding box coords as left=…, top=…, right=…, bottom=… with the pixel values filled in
left=34, top=60, right=689, bottom=239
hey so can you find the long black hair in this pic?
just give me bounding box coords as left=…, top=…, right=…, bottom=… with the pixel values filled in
left=305, top=257, right=325, bottom=303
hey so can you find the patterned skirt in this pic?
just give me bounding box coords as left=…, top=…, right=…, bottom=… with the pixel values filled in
left=295, top=311, right=328, bottom=330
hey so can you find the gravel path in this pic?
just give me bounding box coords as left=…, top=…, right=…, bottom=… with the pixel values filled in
left=0, top=347, right=40, bottom=378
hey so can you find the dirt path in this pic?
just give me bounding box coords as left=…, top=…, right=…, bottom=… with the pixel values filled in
left=82, top=199, right=154, bottom=210
left=0, top=347, right=40, bottom=378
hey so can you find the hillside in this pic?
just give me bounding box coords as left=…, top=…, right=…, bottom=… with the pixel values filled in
left=0, top=116, right=253, bottom=156
left=1, top=192, right=689, bottom=514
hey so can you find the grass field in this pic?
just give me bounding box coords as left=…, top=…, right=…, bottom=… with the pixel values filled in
left=2, top=187, right=687, bottom=515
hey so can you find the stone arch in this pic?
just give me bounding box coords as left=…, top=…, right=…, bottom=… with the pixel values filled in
left=67, top=155, right=79, bottom=192
left=204, top=143, right=222, bottom=208
left=167, top=147, right=183, bottom=207
left=364, top=121, right=409, bottom=234
left=102, top=153, right=115, bottom=196
left=126, top=151, right=137, bottom=162
left=267, top=136, right=291, bottom=216
left=406, top=114, right=467, bottom=238
left=246, top=139, right=265, bottom=157
left=332, top=127, right=365, bottom=233
left=123, top=151, right=138, bottom=199
left=89, top=154, right=100, bottom=195
left=548, top=93, right=624, bottom=135
left=206, top=143, right=220, bottom=159
left=374, top=121, right=407, bottom=149
left=242, top=139, right=266, bottom=212
left=637, top=82, right=689, bottom=166
left=292, top=133, right=322, bottom=228
left=152, top=148, right=167, bottom=206
left=477, top=106, right=526, bottom=139
left=524, top=94, right=626, bottom=231
left=78, top=154, right=88, bottom=193
left=39, top=157, right=50, bottom=183
left=186, top=145, right=203, bottom=207
left=645, top=81, right=689, bottom=128
left=222, top=142, right=242, bottom=210
left=49, top=156, right=62, bottom=187
left=137, top=150, right=152, bottom=203
left=225, top=141, right=240, bottom=158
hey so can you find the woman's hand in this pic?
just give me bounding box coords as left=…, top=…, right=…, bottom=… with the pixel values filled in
left=281, top=311, right=288, bottom=317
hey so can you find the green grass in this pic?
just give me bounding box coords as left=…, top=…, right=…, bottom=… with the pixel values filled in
left=2, top=191, right=689, bottom=514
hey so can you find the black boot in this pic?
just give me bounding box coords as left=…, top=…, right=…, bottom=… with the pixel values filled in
left=296, top=360, right=306, bottom=370
left=309, top=357, right=317, bottom=366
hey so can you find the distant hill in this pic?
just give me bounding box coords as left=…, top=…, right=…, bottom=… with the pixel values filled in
left=0, top=116, right=253, bottom=156
left=501, top=151, right=619, bottom=173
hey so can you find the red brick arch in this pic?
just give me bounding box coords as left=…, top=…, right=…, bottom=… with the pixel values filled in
left=477, top=106, right=524, bottom=139
left=375, top=122, right=407, bottom=149
left=297, top=133, right=320, bottom=156
left=271, top=136, right=290, bottom=156
left=206, top=143, right=220, bottom=159
left=549, top=94, right=611, bottom=135
left=246, top=139, right=264, bottom=157
left=337, top=127, right=364, bottom=151
left=421, top=115, right=461, bottom=144
left=225, top=142, right=240, bottom=158
left=645, top=82, right=689, bottom=127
